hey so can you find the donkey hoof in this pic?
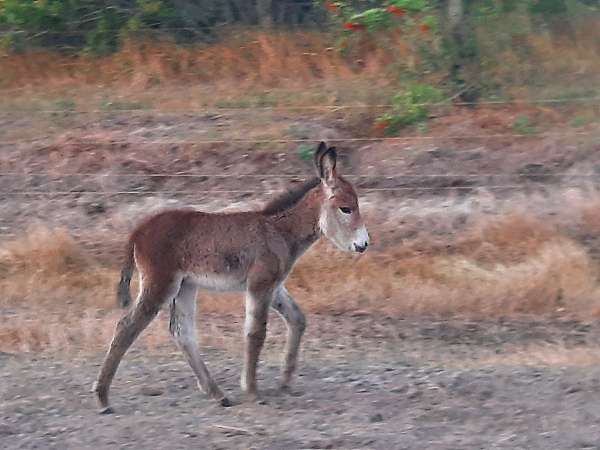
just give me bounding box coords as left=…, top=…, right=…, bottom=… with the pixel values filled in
left=280, top=385, right=303, bottom=397
left=244, top=393, right=267, bottom=405
left=219, top=397, right=233, bottom=407
left=99, top=406, right=114, bottom=415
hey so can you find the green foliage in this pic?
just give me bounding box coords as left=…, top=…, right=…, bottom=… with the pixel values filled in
left=329, top=0, right=599, bottom=115
left=54, top=98, right=76, bottom=111
left=325, top=1, right=442, bottom=133
left=376, top=83, right=442, bottom=133
left=570, top=116, right=588, bottom=127
left=0, top=0, right=328, bottom=53
left=391, top=0, right=428, bottom=12
left=330, top=0, right=433, bottom=31
left=512, top=114, right=536, bottom=134
left=100, top=98, right=151, bottom=110
left=349, top=8, right=392, bottom=31
left=296, top=143, right=315, bottom=161
left=529, top=0, right=569, bottom=16
left=470, top=0, right=520, bottom=16
left=0, top=0, right=183, bottom=53
left=469, top=0, right=596, bottom=17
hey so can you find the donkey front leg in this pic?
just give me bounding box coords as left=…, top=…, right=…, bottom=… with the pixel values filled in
left=271, top=286, right=306, bottom=391
left=241, top=286, right=272, bottom=402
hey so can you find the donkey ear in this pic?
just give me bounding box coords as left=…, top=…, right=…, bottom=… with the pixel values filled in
left=314, top=142, right=337, bottom=184
left=314, top=141, right=328, bottom=172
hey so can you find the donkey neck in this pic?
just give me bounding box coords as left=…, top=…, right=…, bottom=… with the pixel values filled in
left=268, top=185, right=323, bottom=258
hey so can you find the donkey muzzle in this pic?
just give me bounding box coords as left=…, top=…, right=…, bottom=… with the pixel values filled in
left=354, top=242, right=368, bottom=253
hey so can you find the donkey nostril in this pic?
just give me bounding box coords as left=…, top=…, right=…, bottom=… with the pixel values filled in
left=354, top=243, right=367, bottom=253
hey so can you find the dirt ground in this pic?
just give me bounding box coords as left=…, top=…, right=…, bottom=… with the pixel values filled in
left=2, top=314, right=600, bottom=449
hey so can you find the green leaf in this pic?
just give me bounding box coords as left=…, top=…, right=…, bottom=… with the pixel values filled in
left=350, top=8, right=391, bottom=31
left=389, top=0, right=428, bottom=12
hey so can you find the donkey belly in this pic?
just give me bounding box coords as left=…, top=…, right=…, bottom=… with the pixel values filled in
left=173, top=225, right=256, bottom=292
left=184, top=272, right=246, bottom=292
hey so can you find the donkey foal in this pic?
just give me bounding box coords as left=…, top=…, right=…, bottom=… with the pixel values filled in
left=92, top=142, right=369, bottom=412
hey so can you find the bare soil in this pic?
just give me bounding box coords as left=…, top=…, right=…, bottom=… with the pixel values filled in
left=3, top=315, right=600, bottom=449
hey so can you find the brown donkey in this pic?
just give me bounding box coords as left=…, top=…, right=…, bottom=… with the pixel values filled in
left=92, top=142, right=369, bottom=412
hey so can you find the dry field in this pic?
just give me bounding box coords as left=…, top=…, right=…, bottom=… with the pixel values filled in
left=2, top=29, right=600, bottom=448
left=1, top=100, right=600, bottom=448
left=2, top=103, right=600, bottom=341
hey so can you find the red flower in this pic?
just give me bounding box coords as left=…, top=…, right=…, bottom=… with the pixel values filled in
left=386, top=5, right=405, bottom=16
left=343, top=22, right=366, bottom=31
left=419, top=23, right=430, bottom=33
left=324, top=2, right=338, bottom=13
left=373, top=120, right=390, bottom=130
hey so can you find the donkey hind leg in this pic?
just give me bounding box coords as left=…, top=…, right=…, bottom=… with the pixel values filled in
left=169, top=279, right=231, bottom=407
left=241, top=288, right=272, bottom=402
left=271, top=286, right=307, bottom=390
left=92, top=275, right=181, bottom=414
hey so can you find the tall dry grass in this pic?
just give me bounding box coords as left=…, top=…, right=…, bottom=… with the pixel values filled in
left=2, top=23, right=597, bottom=99
left=0, top=31, right=392, bottom=91
left=291, top=214, right=598, bottom=317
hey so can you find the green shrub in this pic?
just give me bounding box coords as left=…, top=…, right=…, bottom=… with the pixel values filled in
left=296, top=143, right=315, bottom=161
left=0, top=0, right=329, bottom=53
left=512, top=114, right=536, bottom=134
left=375, top=83, right=443, bottom=134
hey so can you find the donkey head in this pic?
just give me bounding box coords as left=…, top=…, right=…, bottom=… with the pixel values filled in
left=314, top=142, right=370, bottom=253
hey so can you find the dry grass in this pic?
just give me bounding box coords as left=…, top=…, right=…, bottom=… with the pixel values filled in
left=474, top=14, right=600, bottom=99
left=0, top=226, right=115, bottom=309
left=0, top=30, right=399, bottom=140
left=291, top=229, right=597, bottom=317
left=1, top=209, right=599, bottom=353
left=2, top=23, right=598, bottom=103
left=0, top=31, right=391, bottom=91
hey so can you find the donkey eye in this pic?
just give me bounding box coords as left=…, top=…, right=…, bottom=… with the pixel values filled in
left=339, top=207, right=353, bottom=214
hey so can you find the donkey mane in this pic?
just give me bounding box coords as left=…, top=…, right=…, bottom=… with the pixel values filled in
left=261, top=178, right=320, bottom=216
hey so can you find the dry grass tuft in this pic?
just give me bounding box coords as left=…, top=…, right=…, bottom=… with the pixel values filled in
left=0, top=226, right=89, bottom=276
left=455, top=213, right=557, bottom=266
left=0, top=226, right=115, bottom=310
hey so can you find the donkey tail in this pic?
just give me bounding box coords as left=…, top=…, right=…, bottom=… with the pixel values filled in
left=116, top=237, right=136, bottom=308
